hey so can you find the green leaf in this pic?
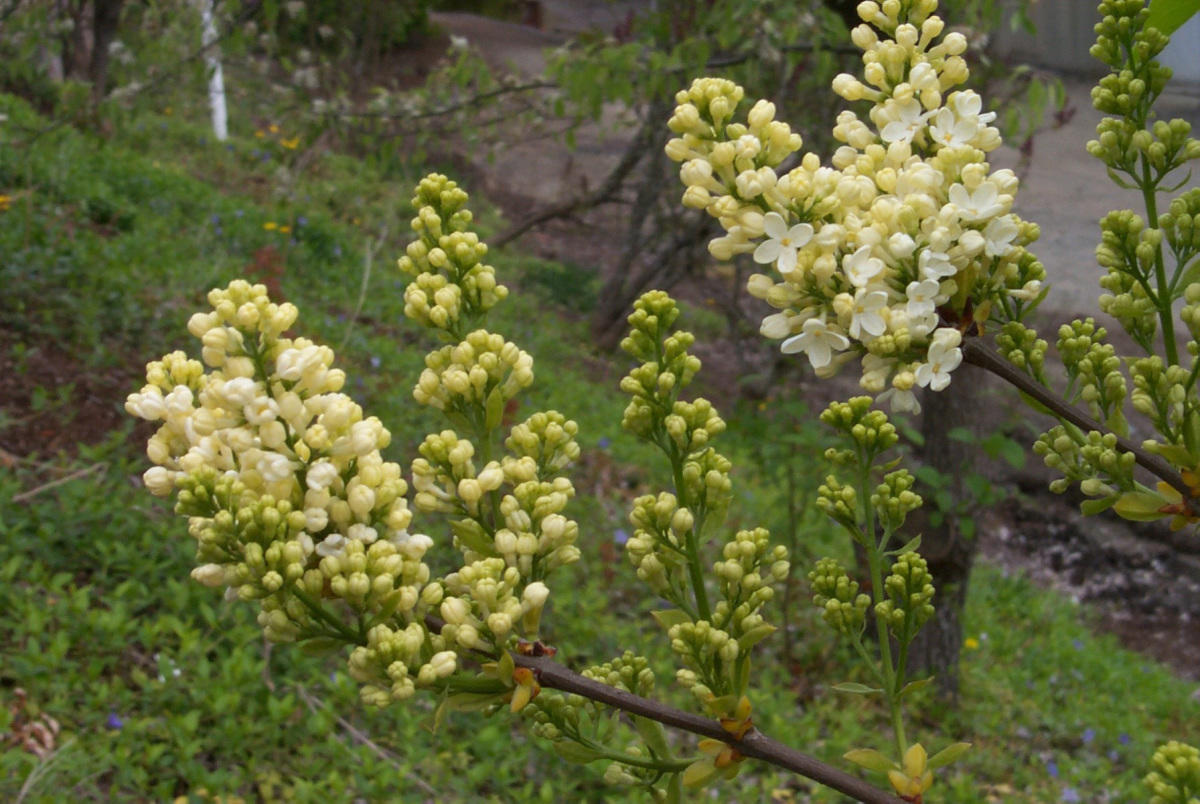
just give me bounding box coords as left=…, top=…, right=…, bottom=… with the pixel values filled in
left=450, top=518, right=495, bottom=555
left=898, top=676, right=935, bottom=699
left=681, top=759, right=718, bottom=788
left=553, top=741, right=604, bottom=764
left=736, top=623, right=776, bottom=652
left=1080, top=495, right=1118, bottom=516
left=927, top=741, right=972, bottom=769
left=886, top=534, right=922, bottom=556
left=1147, top=0, right=1200, bottom=34
left=1112, top=490, right=1169, bottom=521
left=843, top=747, right=897, bottom=773
left=651, top=608, right=692, bottom=632
left=633, top=715, right=671, bottom=757
left=831, top=681, right=883, bottom=695
left=298, top=637, right=343, bottom=655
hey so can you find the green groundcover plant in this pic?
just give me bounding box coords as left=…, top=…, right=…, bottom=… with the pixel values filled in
left=126, top=1, right=1200, bottom=801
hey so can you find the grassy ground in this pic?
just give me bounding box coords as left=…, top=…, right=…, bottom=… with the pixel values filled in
left=1, top=92, right=1195, bottom=802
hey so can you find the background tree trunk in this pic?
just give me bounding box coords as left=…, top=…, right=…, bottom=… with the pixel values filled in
left=904, top=363, right=982, bottom=697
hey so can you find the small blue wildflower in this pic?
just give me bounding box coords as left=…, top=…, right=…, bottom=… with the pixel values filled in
left=332, top=244, right=343, bottom=257
left=1046, top=759, right=1059, bottom=778
left=1119, top=733, right=1130, bottom=745
left=210, top=214, right=221, bottom=225
left=1108, top=750, right=1120, bottom=762
left=614, top=528, right=630, bottom=545
left=296, top=215, right=308, bottom=227
left=369, top=355, right=381, bottom=369
left=1081, top=728, right=1095, bottom=745
left=107, top=712, right=124, bottom=730
left=1061, top=787, right=1080, bottom=803
left=225, top=143, right=234, bottom=152
left=234, top=209, right=244, bottom=217
left=1071, top=639, right=1084, bottom=650
left=597, top=437, right=611, bottom=449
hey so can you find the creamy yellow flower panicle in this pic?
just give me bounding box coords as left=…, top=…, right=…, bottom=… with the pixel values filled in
left=126, top=279, right=455, bottom=704
left=666, top=0, right=1046, bottom=412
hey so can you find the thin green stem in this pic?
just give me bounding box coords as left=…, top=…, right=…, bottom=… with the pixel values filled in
left=291, top=586, right=364, bottom=645
left=1142, top=154, right=1179, bottom=365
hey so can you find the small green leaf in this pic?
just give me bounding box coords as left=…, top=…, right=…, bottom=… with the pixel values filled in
left=898, top=676, right=935, bottom=699
left=681, top=759, right=718, bottom=788
left=736, top=623, right=776, bottom=652
left=553, top=741, right=604, bottom=764
left=1113, top=490, right=1169, bottom=521
left=927, top=741, right=972, bottom=769
left=886, top=534, right=922, bottom=556
left=1080, top=495, right=1118, bottom=516
left=298, top=637, right=342, bottom=655
left=831, top=681, right=883, bottom=695
left=633, top=716, right=671, bottom=757
left=1147, top=0, right=1200, bottom=34
left=843, top=747, right=897, bottom=773
left=449, top=518, right=494, bottom=555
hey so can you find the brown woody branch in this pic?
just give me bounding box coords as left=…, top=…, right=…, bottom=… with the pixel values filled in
left=509, top=652, right=904, bottom=803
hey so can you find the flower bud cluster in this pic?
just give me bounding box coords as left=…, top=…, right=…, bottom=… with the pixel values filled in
left=1056, top=318, right=1129, bottom=434
left=820, top=397, right=900, bottom=456
left=582, top=651, right=656, bottom=698
left=348, top=622, right=457, bottom=706
left=669, top=619, right=741, bottom=705
left=127, top=280, right=447, bottom=706
left=871, top=469, right=923, bottom=533
left=1143, top=740, right=1200, bottom=804
left=874, top=551, right=935, bottom=640
left=1033, top=425, right=1135, bottom=497
left=809, top=557, right=870, bottom=636
left=666, top=1, right=1044, bottom=412
left=413, top=329, right=534, bottom=413
left=439, top=559, right=551, bottom=649
left=625, top=492, right=693, bottom=597
left=1161, top=189, right=1200, bottom=271
left=996, top=321, right=1048, bottom=381
left=397, top=173, right=508, bottom=336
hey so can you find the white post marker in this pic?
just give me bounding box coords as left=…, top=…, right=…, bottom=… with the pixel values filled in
left=202, top=0, right=228, bottom=141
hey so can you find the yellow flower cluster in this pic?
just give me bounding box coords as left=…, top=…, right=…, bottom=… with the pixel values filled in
left=666, top=0, right=1045, bottom=412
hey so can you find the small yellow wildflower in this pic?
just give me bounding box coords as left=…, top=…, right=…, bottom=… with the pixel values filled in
left=963, top=637, right=980, bottom=650
left=0, top=194, right=11, bottom=212
left=268, top=124, right=279, bottom=134
left=163, top=107, right=173, bottom=116
left=280, top=136, right=300, bottom=150
left=278, top=225, right=292, bottom=234
left=263, top=222, right=278, bottom=231
left=254, top=129, right=266, bottom=139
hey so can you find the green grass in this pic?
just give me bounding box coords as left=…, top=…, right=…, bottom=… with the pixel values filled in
left=1, top=90, right=1196, bottom=802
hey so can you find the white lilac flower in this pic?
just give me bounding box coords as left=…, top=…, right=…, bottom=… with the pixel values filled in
left=258, top=451, right=296, bottom=483
left=905, top=279, right=941, bottom=318
left=753, top=212, right=814, bottom=275
left=880, top=98, right=931, bottom=144
left=915, top=330, right=963, bottom=391
left=949, top=182, right=1005, bottom=222
left=850, top=290, right=889, bottom=339
left=928, top=107, right=977, bottom=148
left=316, top=532, right=348, bottom=557
left=878, top=387, right=921, bottom=414
left=983, top=215, right=1019, bottom=257
left=781, top=315, right=850, bottom=369
left=951, top=90, right=996, bottom=125
left=918, top=248, right=956, bottom=280
left=843, top=245, right=884, bottom=288
left=306, top=460, right=339, bottom=491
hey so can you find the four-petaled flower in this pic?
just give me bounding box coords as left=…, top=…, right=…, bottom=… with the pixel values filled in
left=880, top=98, right=932, bottom=144
left=949, top=181, right=1005, bottom=222
left=754, top=212, right=814, bottom=275
left=906, top=279, right=941, bottom=318
left=984, top=215, right=1019, bottom=257
left=843, top=245, right=884, bottom=288
left=915, top=330, right=963, bottom=391
left=919, top=249, right=957, bottom=280
left=781, top=315, right=849, bottom=369
left=850, top=289, right=889, bottom=339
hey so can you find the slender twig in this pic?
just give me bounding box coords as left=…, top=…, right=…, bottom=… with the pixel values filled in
left=12, top=462, right=106, bottom=503
left=294, top=685, right=439, bottom=797
left=338, top=227, right=387, bottom=355
left=511, top=652, right=904, bottom=804
left=961, top=337, right=1189, bottom=496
